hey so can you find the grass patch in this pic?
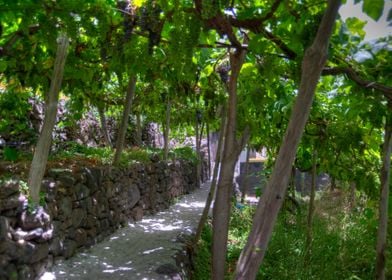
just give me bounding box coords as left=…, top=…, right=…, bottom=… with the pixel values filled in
left=193, top=190, right=391, bottom=279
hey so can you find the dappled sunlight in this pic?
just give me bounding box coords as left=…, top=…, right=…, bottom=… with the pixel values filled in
left=40, top=183, right=210, bottom=279
left=177, top=201, right=206, bottom=208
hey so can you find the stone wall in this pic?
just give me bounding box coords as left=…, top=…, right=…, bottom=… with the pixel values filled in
left=0, top=159, right=199, bottom=280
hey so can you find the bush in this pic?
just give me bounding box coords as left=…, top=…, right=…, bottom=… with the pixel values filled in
left=193, top=192, right=387, bottom=279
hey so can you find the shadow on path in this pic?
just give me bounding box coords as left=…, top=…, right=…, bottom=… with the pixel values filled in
left=40, top=182, right=210, bottom=280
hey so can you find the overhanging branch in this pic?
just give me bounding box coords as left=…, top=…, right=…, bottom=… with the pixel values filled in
left=322, top=67, right=392, bottom=101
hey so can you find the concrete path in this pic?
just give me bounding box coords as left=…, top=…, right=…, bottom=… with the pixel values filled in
left=40, top=182, right=210, bottom=280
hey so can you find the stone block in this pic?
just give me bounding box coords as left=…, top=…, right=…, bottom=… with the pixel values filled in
left=83, top=214, right=98, bottom=229
left=49, top=237, right=63, bottom=256
left=73, top=229, right=87, bottom=247
left=0, top=180, right=20, bottom=199
left=63, top=239, right=77, bottom=259
left=0, top=195, right=20, bottom=212
left=83, top=167, right=101, bottom=193
left=73, top=183, right=90, bottom=201
left=128, top=184, right=141, bottom=209
left=131, top=207, right=144, bottom=221
left=58, top=196, right=72, bottom=218
left=20, top=241, right=49, bottom=264
left=57, top=174, right=76, bottom=188
left=48, top=168, right=73, bottom=179
left=71, top=208, right=87, bottom=228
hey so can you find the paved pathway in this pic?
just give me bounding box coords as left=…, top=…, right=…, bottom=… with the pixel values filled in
left=40, top=182, right=210, bottom=280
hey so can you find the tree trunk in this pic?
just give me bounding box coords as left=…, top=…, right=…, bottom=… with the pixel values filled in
left=234, top=1, right=341, bottom=278
left=305, top=147, right=317, bottom=264
left=199, top=121, right=205, bottom=149
left=194, top=106, right=227, bottom=244
left=207, top=122, right=212, bottom=178
left=212, top=47, right=247, bottom=280
left=330, top=176, right=336, bottom=191
left=113, top=75, right=137, bottom=165
left=98, top=105, right=112, bottom=147
left=136, top=113, right=142, bottom=146
left=163, top=97, right=171, bottom=160
left=291, top=166, right=296, bottom=199
left=28, top=34, right=69, bottom=205
left=241, top=144, right=251, bottom=204
left=375, top=107, right=392, bottom=280
left=195, top=111, right=201, bottom=188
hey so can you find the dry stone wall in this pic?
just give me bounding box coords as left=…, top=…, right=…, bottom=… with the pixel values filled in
left=0, top=159, right=199, bottom=280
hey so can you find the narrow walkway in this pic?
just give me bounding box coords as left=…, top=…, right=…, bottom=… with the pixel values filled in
left=41, top=182, right=210, bottom=280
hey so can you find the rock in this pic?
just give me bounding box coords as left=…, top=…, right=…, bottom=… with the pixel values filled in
left=19, top=207, right=50, bottom=231
left=20, top=241, right=49, bottom=264
left=63, top=239, right=77, bottom=259
left=72, top=208, right=87, bottom=228
left=74, top=172, right=86, bottom=184
left=0, top=195, right=21, bottom=212
left=98, top=219, right=110, bottom=232
left=73, top=183, right=90, bottom=200
left=131, top=207, right=143, bottom=221
left=73, top=229, right=87, bottom=247
left=83, top=167, right=101, bottom=193
left=83, top=214, right=98, bottom=229
left=58, top=174, right=76, bottom=187
left=0, top=261, right=17, bottom=280
left=85, top=228, right=97, bottom=238
left=33, top=259, right=48, bottom=279
left=48, top=168, right=72, bottom=179
left=0, top=180, right=20, bottom=199
left=127, top=184, right=141, bottom=209
left=58, top=196, right=72, bottom=218
left=49, top=237, right=63, bottom=256
left=155, top=263, right=182, bottom=279
left=73, top=197, right=92, bottom=211
left=17, top=264, right=34, bottom=279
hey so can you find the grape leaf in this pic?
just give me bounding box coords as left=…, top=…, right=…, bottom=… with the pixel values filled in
left=362, top=0, right=384, bottom=21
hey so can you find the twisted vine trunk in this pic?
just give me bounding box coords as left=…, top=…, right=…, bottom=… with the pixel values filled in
left=163, top=97, right=171, bottom=161
left=113, top=75, right=137, bottom=166
left=135, top=113, right=142, bottom=147
left=194, top=106, right=227, bottom=244
left=375, top=104, right=392, bottom=280
left=234, top=1, right=341, bottom=278
left=98, top=105, right=112, bottom=147
left=28, top=34, right=69, bottom=204
left=206, top=122, right=212, bottom=178
left=212, top=47, right=248, bottom=279
left=195, top=111, right=201, bottom=188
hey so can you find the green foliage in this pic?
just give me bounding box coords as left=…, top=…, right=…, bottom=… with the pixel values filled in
left=191, top=225, right=212, bottom=280
left=52, top=142, right=196, bottom=166
left=194, top=190, right=389, bottom=279
left=0, top=91, right=35, bottom=142
left=362, top=0, right=384, bottom=21
left=171, top=146, right=198, bottom=163
left=3, top=147, right=19, bottom=161
left=53, top=142, right=113, bottom=163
